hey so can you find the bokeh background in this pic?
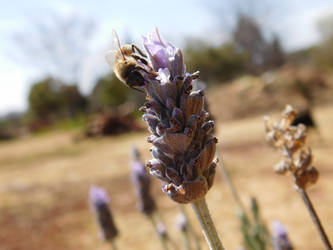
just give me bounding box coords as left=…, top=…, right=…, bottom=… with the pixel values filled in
left=1, top=0, right=333, bottom=249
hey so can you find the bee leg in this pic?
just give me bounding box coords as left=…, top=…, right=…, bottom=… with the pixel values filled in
left=132, top=44, right=147, bottom=58
left=130, top=86, right=145, bottom=93
left=132, top=54, right=149, bottom=66
left=140, top=66, right=158, bottom=76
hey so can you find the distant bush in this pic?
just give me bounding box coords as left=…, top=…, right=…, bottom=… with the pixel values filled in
left=313, top=14, right=333, bottom=69
left=185, top=41, right=248, bottom=83
left=28, top=77, right=87, bottom=123
left=89, top=73, right=145, bottom=112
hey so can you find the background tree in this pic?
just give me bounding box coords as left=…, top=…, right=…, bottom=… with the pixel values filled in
left=12, top=11, right=96, bottom=84
left=28, top=77, right=87, bottom=123
left=232, top=14, right=268, bottom=73
left=313, top=14, right=333, bottom=69
left=89, top=73, right=144, bottom=112
left=185, top=40, right=248, bottom=83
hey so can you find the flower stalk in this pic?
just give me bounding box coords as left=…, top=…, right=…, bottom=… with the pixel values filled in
left=110, top=240, right=118, bottom=250
left=179, top=205, right=202, bottom=250
left=149, top=213, right=170, bottom=250
left=297, top=187, right=331, bottom=250
left=218, top=158, right=246, bottom=215
left=191, top=198, right=224, bottom=250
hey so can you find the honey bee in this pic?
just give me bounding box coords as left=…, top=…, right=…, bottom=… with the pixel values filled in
left=106, top=30, right=154, bottom=91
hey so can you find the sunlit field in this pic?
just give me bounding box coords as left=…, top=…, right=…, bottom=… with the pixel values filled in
left=1, top=96, right=332, bottom=250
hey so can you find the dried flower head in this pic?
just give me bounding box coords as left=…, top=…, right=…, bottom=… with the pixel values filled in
left=89, top=186, right=118, bottom=241
left=108, top=29, right=217, bottom=203
left=271, top=221, right=294, bottom=250
left=130, top=145, right=156, bottom=215
left=264, top=105, right=319, bottom=189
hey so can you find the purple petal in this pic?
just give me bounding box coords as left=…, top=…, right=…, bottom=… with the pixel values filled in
left=90, top=186, right=109, bottom=205
left=142, top=29, right=178, bottom=72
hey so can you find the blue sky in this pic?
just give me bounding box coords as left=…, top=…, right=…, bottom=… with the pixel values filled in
left=1, top=0, right=333, bottom=116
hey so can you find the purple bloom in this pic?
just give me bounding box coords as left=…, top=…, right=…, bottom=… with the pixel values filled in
left=142, top=29, right=184, bottom=79
left=89, top=186, right=118, bottom=241
left=90, top=186, right=110, bottom=205
left=271, top=221, right=293, bottom=250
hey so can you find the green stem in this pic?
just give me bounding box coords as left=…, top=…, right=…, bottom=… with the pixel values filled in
left=179, top=205, right=202, bottom=250
left=191, top=198, right=224, bottom=250
left=154, top=212, right=179, bottom=250
left=181, top=230, right=191, bottom=250
left=149, top=214, right=169, bottom=250
left=110, top=240, right=118, bottom=250
left=218, top=157, right=247, bottom=215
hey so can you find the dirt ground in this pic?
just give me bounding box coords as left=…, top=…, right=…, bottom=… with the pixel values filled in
left=0, top=104, right=332, bottom=250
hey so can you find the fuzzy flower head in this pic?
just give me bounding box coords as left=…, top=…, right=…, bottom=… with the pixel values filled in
left=89, top=186, right=118, bottom=241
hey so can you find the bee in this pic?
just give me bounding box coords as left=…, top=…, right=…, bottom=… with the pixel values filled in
left=106, top=30, right=155, bottom=91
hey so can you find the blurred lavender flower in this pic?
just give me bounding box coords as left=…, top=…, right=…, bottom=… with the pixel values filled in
left=157, top=222, right=168, bottom=240
left=271, top=221, right=293, bottom=250
left=89, top=186, right=118, bottom=241
left=140, top=29, right=217, bottom=203
left=130, top=145, right=156, bottom=216
left=176, top=213, right=188, bottom=232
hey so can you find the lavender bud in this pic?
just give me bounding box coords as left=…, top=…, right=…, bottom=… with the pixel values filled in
left=271, top=221, right=294, bottom=250
left=89, top=186, right=118, bottom=241
left=131, top=146, right=156, bottom=216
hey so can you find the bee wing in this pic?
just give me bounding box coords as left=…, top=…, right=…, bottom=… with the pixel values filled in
left=105, top=30, right=123, bottom=70
left=111, top=30, right=122, bottom=52
left=105, top=49, right=117, bottom=70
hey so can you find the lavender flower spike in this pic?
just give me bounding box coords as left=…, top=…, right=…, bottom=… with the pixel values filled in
left=89, top=186, right=118, bottom=242
left=130, top=145, right=156, bottom=215
left=141, top=29, right=217, bottom=204
left=271, top=221, right=293, bottom=250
